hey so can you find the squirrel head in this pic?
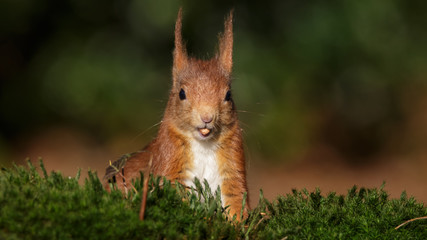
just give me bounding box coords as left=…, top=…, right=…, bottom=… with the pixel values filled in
left=166, top=9, right=237, bottom=142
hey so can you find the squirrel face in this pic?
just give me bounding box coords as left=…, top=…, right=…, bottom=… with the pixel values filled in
left=167, top=9, right=236, bottom=142
left=170, top=59, right=236, bottom=141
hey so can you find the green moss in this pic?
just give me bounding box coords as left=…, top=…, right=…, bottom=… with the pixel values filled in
left=1, top=161, right=426, bottom=239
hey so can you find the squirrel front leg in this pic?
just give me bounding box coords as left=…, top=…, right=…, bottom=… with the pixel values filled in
left=217, top=127, right=249, bottom=219
left=220, top=168, right=249, bottom=219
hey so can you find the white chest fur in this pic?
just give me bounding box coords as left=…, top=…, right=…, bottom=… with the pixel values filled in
left=184, top=140, right=223, bottom=203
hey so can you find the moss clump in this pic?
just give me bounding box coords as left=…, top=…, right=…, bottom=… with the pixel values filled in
left=0, top=161, right=426, bottom=239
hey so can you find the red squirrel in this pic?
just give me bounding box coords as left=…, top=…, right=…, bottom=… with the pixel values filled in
left=104, top=9, right=249, bottom=218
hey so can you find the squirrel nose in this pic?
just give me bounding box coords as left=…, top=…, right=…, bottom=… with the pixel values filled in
left=201, top=114, right=213, bottom=124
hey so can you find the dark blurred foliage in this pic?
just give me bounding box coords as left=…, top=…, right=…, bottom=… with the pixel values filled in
left=1, top=0, right=427, bottom=164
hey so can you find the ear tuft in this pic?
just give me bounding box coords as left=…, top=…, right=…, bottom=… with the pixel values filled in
left=218, top=10, right=234, bottom=75
left=173, top=8, right=188, bottom=81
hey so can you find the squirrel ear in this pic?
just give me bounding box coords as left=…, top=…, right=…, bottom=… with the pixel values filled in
left=218, top=10, right=233, bottom=75
left=173, top=8, right=188, bottom=83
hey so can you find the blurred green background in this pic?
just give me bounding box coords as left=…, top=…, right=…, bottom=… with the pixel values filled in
left=1, top=0, right=427, bottom=169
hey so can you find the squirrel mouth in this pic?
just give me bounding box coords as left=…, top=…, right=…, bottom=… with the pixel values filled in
left=198, top=128, right=212, bottom=137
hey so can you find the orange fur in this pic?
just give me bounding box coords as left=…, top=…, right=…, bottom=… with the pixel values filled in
left=104, top=8, right=249, bottom=219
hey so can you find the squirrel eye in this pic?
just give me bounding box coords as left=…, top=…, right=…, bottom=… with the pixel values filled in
left=224, top=90, right=232, bottom=101
left=179, top=88, right=186, bottom=100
